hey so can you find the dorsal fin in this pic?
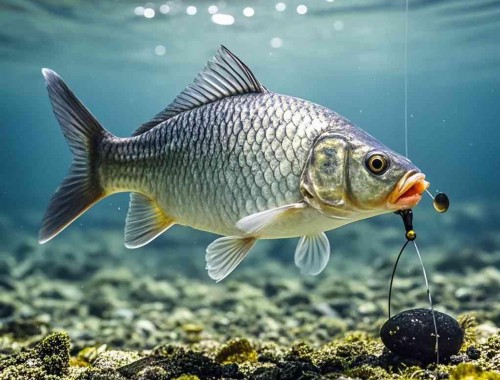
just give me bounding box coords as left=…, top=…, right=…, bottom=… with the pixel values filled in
left=133, top=45, right=266, bottom=136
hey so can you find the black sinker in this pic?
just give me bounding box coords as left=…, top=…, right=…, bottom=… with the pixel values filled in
left=380, top=308, right=463, bottom=364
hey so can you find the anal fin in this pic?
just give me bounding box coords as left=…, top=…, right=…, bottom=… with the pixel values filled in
left=124, top=193, right=175, bottom=248
left=294, top=232, right=331, bottom=275
left=206, top=236, right=256, bottom=282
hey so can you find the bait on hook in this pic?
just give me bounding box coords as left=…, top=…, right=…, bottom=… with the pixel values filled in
left=428, top=190, right=450, bottom=213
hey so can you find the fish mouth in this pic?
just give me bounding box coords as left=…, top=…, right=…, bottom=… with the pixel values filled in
left=387, top=171, right=429, bottom=210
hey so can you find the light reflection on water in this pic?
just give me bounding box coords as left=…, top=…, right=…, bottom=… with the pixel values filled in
left=1, top=0, right=498, bottom=77
left=131, top=2, right=318, bottom=22
left=211, top=13, right=235, bottom=26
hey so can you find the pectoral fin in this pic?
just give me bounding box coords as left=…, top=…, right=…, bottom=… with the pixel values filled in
left=236, top=202, right=306, bottom=235
left=294, top=232, right=331, bottom=275
left=206, top=236, right=256, bottom=282
left=124, top=193, right=175, bottom=248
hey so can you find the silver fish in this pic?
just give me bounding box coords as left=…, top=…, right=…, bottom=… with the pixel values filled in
left=39, top=46, right=429, bottom=281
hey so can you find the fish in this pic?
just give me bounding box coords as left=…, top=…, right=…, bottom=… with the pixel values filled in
left=39, top=46, right=429, bottom=282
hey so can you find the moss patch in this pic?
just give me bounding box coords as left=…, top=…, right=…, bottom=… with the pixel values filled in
left=215, top=338, right=257, bottom=365
left=1, top=330, right=499, bottom=379
left=0, top=332, right=70, bottom=380
left=450, top=363, right=500, bottom=380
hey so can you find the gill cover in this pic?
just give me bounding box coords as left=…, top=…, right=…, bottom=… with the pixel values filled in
left=300, top=132, right=349, bottom=213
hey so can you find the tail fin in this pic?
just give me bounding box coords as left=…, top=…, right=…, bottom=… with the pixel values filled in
left=39, top=69, right=110, bottom=244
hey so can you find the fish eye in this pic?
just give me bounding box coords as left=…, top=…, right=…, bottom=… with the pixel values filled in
left=366, top=153, right=389, bottom=175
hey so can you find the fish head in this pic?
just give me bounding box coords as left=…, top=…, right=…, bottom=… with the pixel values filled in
left=301, top=128, right=429, bottom=218
left=345, top=136, right=429, bottom=212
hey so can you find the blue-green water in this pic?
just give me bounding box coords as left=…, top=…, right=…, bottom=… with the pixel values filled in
left=0, top=0, right=499, bottom=269
left=0, top=4, right=499, bottom=375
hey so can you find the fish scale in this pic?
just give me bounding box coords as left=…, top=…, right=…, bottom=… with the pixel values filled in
left=103, top=93, right=334, bottom=236
left=39, top=46, right=427, bottom=281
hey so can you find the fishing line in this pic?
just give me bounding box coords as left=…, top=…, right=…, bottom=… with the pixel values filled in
left=402, top=0, right=450, bottom=213
left=387, top=239, right=409, bottom=318
left=389, top=208, right=441, bottom=364
left=404, top=0, right=409, bottom=157
left=413, top=240, right=440, bottom=364
left=388, top=232, right=440, bottom=364
left=389, top=0, right=446, bottom=365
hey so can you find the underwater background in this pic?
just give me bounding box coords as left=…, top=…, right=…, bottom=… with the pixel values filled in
left=0, top=1, right=499, bottom=379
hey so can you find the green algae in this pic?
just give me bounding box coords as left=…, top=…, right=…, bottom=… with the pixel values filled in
left=484, top=334, right=500, bottom=357
left=0, top=332, right=70, bottom=380
left=181, top=323, right=204, bottom=344
left=345, top=364, right=391, bottom=379
left=214, top=338, right=257, bottom=364
left=136, top=365, right=169, bottom=379
left=117, top=345, right=241, bottom=379
left=70, top=344, right=108, bottom=367
left=450, top=363, right=500, bottom=380
left=458, top=313, right=478, bottom=352
left=1, top=328, right=498, bottom=379
left=311, top=331, right=384, bottom=371
left=285, top=341, right=314, bottom=361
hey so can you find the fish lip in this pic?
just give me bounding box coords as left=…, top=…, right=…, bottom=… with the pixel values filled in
left=387, top=171, right=430, bottom=210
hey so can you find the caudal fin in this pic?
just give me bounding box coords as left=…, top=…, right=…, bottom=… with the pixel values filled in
left=39, top=69, right=110, bottom=244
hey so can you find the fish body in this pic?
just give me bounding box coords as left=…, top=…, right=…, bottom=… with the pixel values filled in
left=101, top=92, right=350, bottom=238
left=40, top=46, right=429, bottom=281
